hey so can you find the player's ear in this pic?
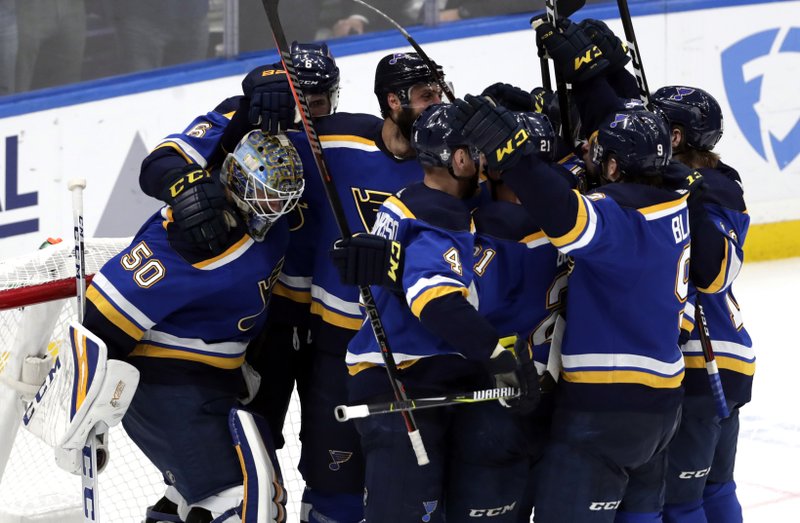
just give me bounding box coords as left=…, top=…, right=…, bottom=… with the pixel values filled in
left=606, top=156, right=621, bottom=182
left=387, top=92, right=402, bottom=112
left=671, top=127, right=682, bottom=149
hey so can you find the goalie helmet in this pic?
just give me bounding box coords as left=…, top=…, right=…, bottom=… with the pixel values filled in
left=221, top=130, right=305, bottom=241
left=412, top=103, right=480, bottom=169
left=291, top=41, right=340, bottom=113
left=590, top=109, right=672, bottom=178
left=651, top=86, right=723, bottom=151
left=374, top=52, right=444, bottom=117
left=514, top=111, right=556, bottom=162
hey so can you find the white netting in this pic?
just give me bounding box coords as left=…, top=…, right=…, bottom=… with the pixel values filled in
left=0, top=239, right=304, bottom=522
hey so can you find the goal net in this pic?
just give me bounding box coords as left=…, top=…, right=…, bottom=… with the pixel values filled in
left=0, top=238, right=304, bottom=522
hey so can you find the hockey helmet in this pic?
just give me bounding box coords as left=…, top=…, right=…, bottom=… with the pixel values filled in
left=514, top=111, right=556, bottom=162
left=590, top=109, right=672, bottom=178
left=651, top=86, right=723, bottom=151
left=291, top=41, right=340, bottom=113
left=374, top=52, right=444, bottom=117
left=412, top=103, right=480, bottom=169
left=221, top=130, right=305, bottom=241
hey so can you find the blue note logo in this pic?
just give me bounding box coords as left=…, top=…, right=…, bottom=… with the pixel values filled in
left=328, top=449, right=353, bottom=471
left=421, top=500, right=438, bottom=522
left=721, top=27, right=800, bottom=170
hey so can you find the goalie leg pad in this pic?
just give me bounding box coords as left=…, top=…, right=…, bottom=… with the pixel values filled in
left=229, top=408, right=286, bottom=523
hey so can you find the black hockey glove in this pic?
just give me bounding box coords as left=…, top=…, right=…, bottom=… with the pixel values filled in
left=159, top=165, right=238, bottom=255
left=578, top=19, right=630, bottom=72
left=452, top=94, right=533, bottom=171
left=535, top=18, right=609, bottom=84
left=485, top=336, right=541, bottom=415
left=241, top=64, right=297, bottom=134
left=481, top=82, right=537, bottom=112
left=330, top=233, right=403, bottom=292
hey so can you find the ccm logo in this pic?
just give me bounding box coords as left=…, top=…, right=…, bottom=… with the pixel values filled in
left=589, top=501, right=621, bottom=511
left=468, top=502, right=516, bottom=517
left=679, top=467, right=711, bottom=479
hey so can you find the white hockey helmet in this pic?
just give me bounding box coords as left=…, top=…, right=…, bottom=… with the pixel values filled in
left=221, top=130, right=305, bottom=241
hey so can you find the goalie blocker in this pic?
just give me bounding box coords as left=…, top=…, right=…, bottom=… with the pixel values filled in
left=22, top=322, right=139, bottom=471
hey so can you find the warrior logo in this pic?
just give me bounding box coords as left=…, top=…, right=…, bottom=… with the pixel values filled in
left=328, top=449, right=353, bottom=471
left=722, top=27, right=800, bottom=170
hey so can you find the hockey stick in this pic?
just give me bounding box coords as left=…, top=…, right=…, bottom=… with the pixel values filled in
left=532, top=0, right=586, bottom=143
left=695, top=295, right=730, bottom=419
left=68, top=179, right=87, bottom=323
left=335, top=386, right=520, bottom=422
left=68, top=177, right=101, bottom=522
left=350, top=0, right=455, bottom=102
left=615, top=0, right=652, bottom=108
left=261, top=0, right=430, bottom=466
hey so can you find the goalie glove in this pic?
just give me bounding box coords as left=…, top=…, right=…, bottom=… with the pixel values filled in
left=329, top=233, right=403, bottom=292
left=159, top=164, right=239, bottom=255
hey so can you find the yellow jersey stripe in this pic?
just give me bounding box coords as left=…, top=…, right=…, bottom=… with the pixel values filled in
left=383, top=195, right=416, bottom=220
left=347, top=358, right=421, bottom=376
left=87, top=285, right=145, bottom=340
left=638, top=194, right=688, bottom=217
left=549, top=190, right=588, bottom=247
left=273, top=282, right=312, bottom=304
left=192, top=234, right=251, bottom=269
left=129, top=344, right=245, bottom=369
left=697, top=240, right=729, bottom=293
left=310, top=302, right=363, bottom=330
left=410, top=286, right=468, bottom=318
left=562, top=369, right=685, bottom=388
left=153, top=142, right=193, bottom=164
left=684, top=354, right=756, bottom=375
left=320, top=134, right=376, bottom=147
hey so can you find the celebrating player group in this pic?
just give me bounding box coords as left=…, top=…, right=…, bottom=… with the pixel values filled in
left=22, top=1, right=754, bottom=521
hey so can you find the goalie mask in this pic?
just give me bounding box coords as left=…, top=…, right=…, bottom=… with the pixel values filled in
left=221, top=130, right=305, bottom=241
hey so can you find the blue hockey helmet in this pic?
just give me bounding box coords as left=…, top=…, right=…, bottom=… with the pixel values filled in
left=651, top=86, right=723, bottom=151
left=291, top=41, right=340, bottom=113
left=591, top=109, right=672, bottom=178
left=412, top=103, right=480, bottom=169
left=374, top=52, right=444, bottom=117
left=221, top=130, right=305, bottom=241
left=514, top=111, right=556, bottom=162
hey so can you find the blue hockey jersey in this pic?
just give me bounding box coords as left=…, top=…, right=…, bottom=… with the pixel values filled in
left=504, top=154, right=690, bottom=412
left=472, top=200, right=567, bottom=372
left=279, top=113, right=425, bottom=339
left=84, top=207, right=288, bottom=373
left=346, top=183, right=476, bottom=374
left=679, top=165, right=754, bottom=403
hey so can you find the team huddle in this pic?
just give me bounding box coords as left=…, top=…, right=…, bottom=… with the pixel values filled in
left=38, top=12, right=753, bottom=523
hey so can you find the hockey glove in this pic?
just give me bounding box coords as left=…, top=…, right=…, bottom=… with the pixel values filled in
left=330, top=233, right=404, bottom=292
left=481, top=82, right=537, bottom=112
left=452, top=94, right=533, bottom=171
left=579, top=19, right=630, bottom=72
left=535, top=18, right=609, bottom=84
left=160, top=164, right=238, bottom=255
left=241, top=64, right=297, bottom=134
left=485, top=336, right=540, bottom=414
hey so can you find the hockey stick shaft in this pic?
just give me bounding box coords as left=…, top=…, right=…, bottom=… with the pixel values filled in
left=68, top=178, right=87, bottom=323
left=616, top=0, right=652, bottom=108
left=262, top=0, right=429, bottom=466
left=350, top=0, right=455, bottom=102
left=695, top=296, right=730, bottom=419
left=335, top=387, right=520, bottom=421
